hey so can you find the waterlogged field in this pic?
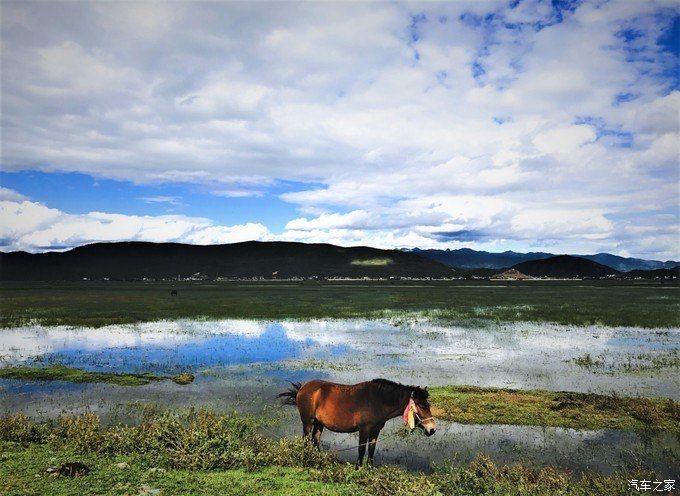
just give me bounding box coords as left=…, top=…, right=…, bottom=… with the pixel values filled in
left=1, top=282, right=678, bottom=494
left=1, top=319, right=679, bottom=472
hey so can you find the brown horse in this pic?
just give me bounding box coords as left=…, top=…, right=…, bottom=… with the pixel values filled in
left=278, top=378, right=436, bottom=467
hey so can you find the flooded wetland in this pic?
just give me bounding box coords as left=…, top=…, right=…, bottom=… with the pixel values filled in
left=1, top=281, right=679, bottom=494
left=3, top=318, right=679, bottom=470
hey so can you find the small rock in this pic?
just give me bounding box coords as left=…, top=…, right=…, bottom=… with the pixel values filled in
left=147, top=467, right=166, bottom=474
left=48, top=462, right=90, bottom=477
left=139, top=484, right=161, bottom=495
left=115, top=462, right=129, bottom=469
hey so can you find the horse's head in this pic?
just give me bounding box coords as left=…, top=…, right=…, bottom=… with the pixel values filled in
left=411, top=386, right=436, bottom=436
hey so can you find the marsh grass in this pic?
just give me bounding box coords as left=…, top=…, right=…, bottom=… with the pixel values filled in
left=171, top=373, right=195, bottom=385
left=279, top=359, right=360, bottom=372
left=570, top=350, right=679, bottom=374
left=620, top=350, right=680, bottom=374
left=0, top=411, right=660, bottom=496
left=571, top=353, right=604, bottom=368
left=0, top=365, right=194, bottom=386
left=430, top=386, right=680, bottom=433
left=1, top=280, right=678, bottom=328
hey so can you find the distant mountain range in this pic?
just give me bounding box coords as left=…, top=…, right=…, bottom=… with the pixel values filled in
left=0, top=242, right=677, bottom=281
left=411, top=248, right=678, bottom=272
left=0, top=241, right=453, bottom=281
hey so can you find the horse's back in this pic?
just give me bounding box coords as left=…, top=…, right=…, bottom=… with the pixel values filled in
left=298, top=379, right=367, bottom=403
left=296, top=380, right=336, bottom=412
left=297, top=380, right=371, bottom=433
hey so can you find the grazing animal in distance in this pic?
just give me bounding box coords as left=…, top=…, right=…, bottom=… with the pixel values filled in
left=278, top=378, right=436, bottom=467
left=170, top=289, right=178, bottom=296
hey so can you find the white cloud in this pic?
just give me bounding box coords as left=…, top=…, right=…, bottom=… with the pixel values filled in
left=533, top=125, right=597, bottom=156
left=634, top=92, right=680, bottom=135
left=138, top=196, right=182, bottom=205
left=0, top=198, right=271, bottom=252
left=1, top=1, right=678, bottom=258
left=0, top=187, right=28, bottom=202
left=210, top=189, right=264, bottom=198
left=0, top=194, right=676, bottom=259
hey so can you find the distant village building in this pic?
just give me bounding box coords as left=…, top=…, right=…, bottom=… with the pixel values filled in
left=491, top=269, right=532, bottom=280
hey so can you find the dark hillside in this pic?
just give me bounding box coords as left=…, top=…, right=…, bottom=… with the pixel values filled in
left=411, top=248, right=553, bottom=269
left=618, top=267, right=679, bottom=280
left=0, top=241, right=453, bottom=281
left=511, top=255, right=619, bottom=278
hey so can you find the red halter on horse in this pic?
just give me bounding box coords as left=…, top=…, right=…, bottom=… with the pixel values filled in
left=278, top=378, right=436, bottom=467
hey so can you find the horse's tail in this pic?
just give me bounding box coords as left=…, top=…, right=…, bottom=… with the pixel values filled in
left=277, top=381, right=302, bottom=406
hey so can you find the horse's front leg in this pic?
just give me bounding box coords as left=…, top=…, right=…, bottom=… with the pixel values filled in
left=356, top=428, right=369, bottom=469
left=367, top=426, right=382, bottom=467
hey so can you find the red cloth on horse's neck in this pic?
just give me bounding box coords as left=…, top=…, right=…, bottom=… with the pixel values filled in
left=402, top=398, right=416, bottom=425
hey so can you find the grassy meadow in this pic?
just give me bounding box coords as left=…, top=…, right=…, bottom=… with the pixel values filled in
left=430, top=386, right=680, bottom=433
left=0, top=411, right=661, bottom=496
left=1, top=279, right=678, bottom=328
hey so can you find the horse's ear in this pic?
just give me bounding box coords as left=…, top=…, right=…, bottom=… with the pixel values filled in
left=424, top=386, right=428, bottom=391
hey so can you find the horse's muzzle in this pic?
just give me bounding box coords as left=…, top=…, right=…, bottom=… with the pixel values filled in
left=424, top=426, right=436, bottom=436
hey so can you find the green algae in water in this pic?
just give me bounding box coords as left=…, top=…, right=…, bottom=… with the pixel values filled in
left=0, top=365, right=195, bottom=387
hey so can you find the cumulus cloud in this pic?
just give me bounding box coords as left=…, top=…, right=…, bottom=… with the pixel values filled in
left=0, top=199, right=270, bottom=252
left=0, top=187, right=28, bottom=202
left=0, top=194, right=675, bottom=259
left=0, top=1, right=678, bottom=258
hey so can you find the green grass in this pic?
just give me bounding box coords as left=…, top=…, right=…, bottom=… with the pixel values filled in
left=1, top=280, right=678, bottom=328
left=0, top=411, right=662, bottom=496
left=0, top=365, right=194, bottom=386
left=430, top=386, right=680, bottom=433
left=0, top=443, right=356, bottom=496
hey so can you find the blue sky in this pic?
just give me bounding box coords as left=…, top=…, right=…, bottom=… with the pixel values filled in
left=1, top=1, right=678, bottom=259
left=0, top=170, right=303, bottom=232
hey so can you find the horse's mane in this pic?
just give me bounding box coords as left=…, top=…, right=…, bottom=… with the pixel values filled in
left=370, top=378, right=429, bottom=402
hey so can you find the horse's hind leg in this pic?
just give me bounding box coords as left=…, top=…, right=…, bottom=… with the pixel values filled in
left=302, top=417, right=314, bottom=439
left=311, top=420, right=324, bottom=448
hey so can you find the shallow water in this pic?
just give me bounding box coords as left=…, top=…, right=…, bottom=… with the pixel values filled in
left=1, top=318, right=679, bottom=474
